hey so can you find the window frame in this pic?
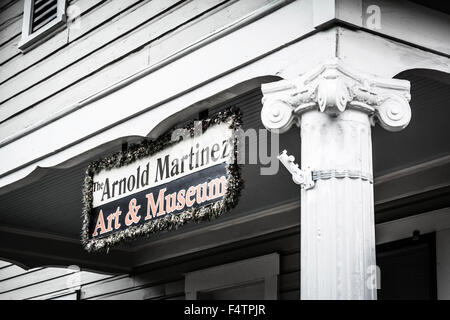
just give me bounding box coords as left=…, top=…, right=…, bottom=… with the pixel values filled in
left=184, top=253, right=280, bottom=300
left=18, top=0, right=67, bottom=52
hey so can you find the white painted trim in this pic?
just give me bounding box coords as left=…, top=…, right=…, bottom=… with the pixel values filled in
left=18, top=0, right=67, bottom=52
left=374, top=182, right=450, bottom=207
left=185, top=253, right=279, bottom=300
left=337, top=27, right=450, bottom=78
left=313, top=0, right=336, bottom=28
left=316, top=0, right=450, bottom=57
left=375, top=207, right=450, bottom=245
left=375, top=154, right=450, bottom=185
left=20, top=0, right=33, bottom=40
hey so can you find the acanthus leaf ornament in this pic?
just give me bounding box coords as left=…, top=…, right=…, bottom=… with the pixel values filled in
left=261, top=59, right=411, bottom=132
left=316, top=76, right=350, bottom=114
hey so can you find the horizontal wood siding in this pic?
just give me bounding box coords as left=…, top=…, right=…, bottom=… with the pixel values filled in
left=0, top=0, right=280, bottom=142
left=0, top=264, right=112, bottom=300
left=0, top=0, right=23, bottom=47
left=0, top=0, right=298, bottom=301
left=0, top=229, right=300, bottom=300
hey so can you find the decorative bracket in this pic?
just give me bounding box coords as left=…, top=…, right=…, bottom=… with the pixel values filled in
left=278, top=150, right=375, bottom=189
left=278, top=150, right=315, bottom=190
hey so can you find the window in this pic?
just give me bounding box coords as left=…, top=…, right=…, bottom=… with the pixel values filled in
left=18, top=0, right=67, bottom=52
left=185, top=254, right=279, bottom=300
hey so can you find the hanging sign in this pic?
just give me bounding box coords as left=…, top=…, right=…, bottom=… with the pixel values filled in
left=81, top=109, right=242, bottom=252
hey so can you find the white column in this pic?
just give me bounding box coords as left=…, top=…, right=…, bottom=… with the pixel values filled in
left=261, top=59, right=411, bottom=300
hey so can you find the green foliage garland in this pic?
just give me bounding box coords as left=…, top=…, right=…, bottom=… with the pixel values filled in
left=81, top=108, right=243, bottom=252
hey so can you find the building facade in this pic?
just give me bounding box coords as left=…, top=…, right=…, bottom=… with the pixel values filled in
left=0, top=0, right=449, bottom=300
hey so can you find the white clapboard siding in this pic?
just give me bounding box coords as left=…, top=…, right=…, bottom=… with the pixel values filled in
left=0, top=34, right=20, bottom=65
left=92, top=280, right=184, bottom=300
left=0, top=0, right=225, bottom=122
left=0, top=12, right=21, bottom=47
left=0, top=46, right=149, bottom=140
left=0, top=0, right=276, bottom=140
left=0, top=267, right=75, bottom=293
left=29, top=288, right=78, bottom=300
left=67, top=0, right=104, bottom=19
left=0, top=0, right=114, bottom=68
left=67, top=0, right=141, bottom=43
left=0, top=264, right=30, bottom=281
left=0, top=261, right=140, bottom=300
left=148, top=0, right=275, bottom=63
left=0, top=0, right=23, bottom=47
left=50, top=292, right=78, bottom=300
left=27, top=274, right=123, bottom=300
left=80, top=275, right=135, bottom=299
left=0, top=0, right=134, bottom=84
left=166, top=295, right=185, bottom=300
left=0, top=0, right=24, bottom=64
left=0, top=0, right=167, bottom=99
left=0, top=0, right=17, bottom=10
left=0, top=0, right=185, bottom=123
left=0, top=269, right=112, bottom=300
left=0, top=0, right=116, bottom=84
left=0, top=0, right=104, bottom=73
left=0, top=0, right=23, bottom=28
left=0, top=25, right=69, bottom=69
left=80, top=267, right=186, bottom=300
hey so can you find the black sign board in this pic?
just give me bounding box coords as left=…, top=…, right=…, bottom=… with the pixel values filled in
left=81, top=109, right=242, bottom=252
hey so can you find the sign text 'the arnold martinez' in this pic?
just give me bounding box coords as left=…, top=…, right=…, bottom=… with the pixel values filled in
left=89, top=121, right=236, bottom=239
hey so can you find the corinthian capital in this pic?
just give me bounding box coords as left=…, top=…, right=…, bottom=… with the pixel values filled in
left=261, top=59, right=411, bottom=132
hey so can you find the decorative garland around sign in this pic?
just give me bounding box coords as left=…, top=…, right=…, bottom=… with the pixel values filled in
left=81, top=107, right=243, bottom=252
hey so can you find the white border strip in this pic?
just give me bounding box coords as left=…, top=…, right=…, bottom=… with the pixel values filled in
left=376, top=207, right=450, bottom=245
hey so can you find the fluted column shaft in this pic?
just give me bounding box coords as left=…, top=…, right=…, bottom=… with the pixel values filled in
left=300, top=110, right=376, bottom=299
